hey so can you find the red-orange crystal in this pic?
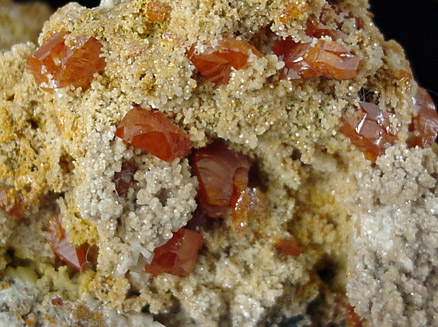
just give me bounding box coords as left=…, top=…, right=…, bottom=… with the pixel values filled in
left=47, top=215, right=90, bottom=271
left=27, top=32, right=105, bottom=91
left=26, top=32, right=66, bottom=88
left=0, top=187, right=23, bottom=219
left=396, top=70, right=412, bottom=84
left=408, top=87, right=438, bottom=148
left=192, top=140, right=250, bottom=218
left=145, top=228, right=204, bottom=277
left=115, top=106, right=192, bottom=162
left=340, top=102, right=397, bottom=163
left=275, top=238, right=302, bottom=256
left=51, top=297, right=64, bottom=306
left=273, top=37, right=360, bottom=80
left=147, top=1, right=169, bottom=22
left=187, top=37, right=262, bottom=84
left=231, top=187, right=266, bottom=232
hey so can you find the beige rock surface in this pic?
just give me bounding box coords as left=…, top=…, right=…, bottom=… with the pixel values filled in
left=0, top=0, right=436, bottom=326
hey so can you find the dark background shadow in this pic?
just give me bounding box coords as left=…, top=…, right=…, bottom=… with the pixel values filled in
left=369, top=0, right=438, bottom=102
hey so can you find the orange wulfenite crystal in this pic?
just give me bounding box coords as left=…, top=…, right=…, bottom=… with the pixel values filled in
left=145, top=228, right=204, bottom=277
left=231, top=187, right=266, bottom=232
left=280, top=0, right=309, bottom=23
left=408, top=87, right=438, bottom=149
left=187, top=37, right=262, bottom=84
left=115, top=106, right=192, bottom=162
left=147, top=1, right=169, bottom=22
left=0, top=187, right=24, bottom=219
left=273, top=37, right=360, bottom=80
left=26, top=32, right=66, bottom=88
left=396, top=70, right=412, bottom=84
left=47, top=215, right=91, bottom=271
left=27, top=32, right=105, bottom=91
left=229, top=167, right=249, bottom=232
left=275, top=238, right=302, bottom=256
left=192, top=140, right=250, bottom=218
left=340, top=102, right=397, bottom=163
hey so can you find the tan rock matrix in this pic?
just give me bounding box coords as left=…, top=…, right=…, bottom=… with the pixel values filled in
left=0, top=0, right=437, bottom=326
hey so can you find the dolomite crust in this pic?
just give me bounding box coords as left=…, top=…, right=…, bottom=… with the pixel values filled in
left=0, top=0, right=436, bottom=326
left=347, top=144, right=438, bottom=327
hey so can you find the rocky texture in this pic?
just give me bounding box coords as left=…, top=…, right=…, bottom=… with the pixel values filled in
left=0, top=0, right=436, bottom=326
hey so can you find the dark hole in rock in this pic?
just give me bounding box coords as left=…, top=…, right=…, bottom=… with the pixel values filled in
left=316, top=257, right=338, bottom=285
left=291, top=148, right=301, bottom=161
left=155, top=188, right=170, bottom=206
left=59, top=153, right=74, bottom=175
left=248, top=162, right=269, bottom=193
left=29, top=119, right=39, bottom=130
left=264, top=312, right=306, bottom=327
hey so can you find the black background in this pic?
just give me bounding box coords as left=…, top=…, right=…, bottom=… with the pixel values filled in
left=369, top=0, right=438, bottom=103
left=42, top=0, right=438, bottom=101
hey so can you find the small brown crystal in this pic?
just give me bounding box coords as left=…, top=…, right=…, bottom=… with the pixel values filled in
left=275, top=237, right=302, bottom=256
left=147, top=1, right=169, bottom=22
left=280, top=0, right=309, bottom=23
left=112, top=161, right=138, bottom=196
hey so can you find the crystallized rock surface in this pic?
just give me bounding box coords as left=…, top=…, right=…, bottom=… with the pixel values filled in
left=280, top=0, right=309, bottom=23
left=0, top=0, right=437, bottom=326
left=347, top=145, right=438, bottom=327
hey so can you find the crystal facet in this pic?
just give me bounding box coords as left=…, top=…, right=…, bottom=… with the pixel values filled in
left=116, top=106, right=192, bottom=162
left=188, top=37, right=262, bottom=84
